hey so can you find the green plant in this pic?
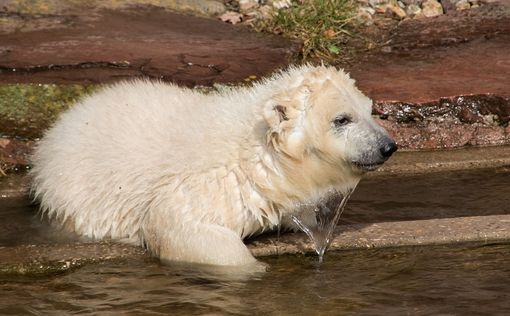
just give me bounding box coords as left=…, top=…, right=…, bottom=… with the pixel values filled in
left=256, top=0, right=356, bottom=59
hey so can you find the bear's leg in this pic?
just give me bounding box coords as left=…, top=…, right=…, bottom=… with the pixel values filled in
left=144, top=220, right=258, bottom=266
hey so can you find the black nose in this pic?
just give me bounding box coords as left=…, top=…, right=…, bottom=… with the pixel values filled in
left=380, top=141, right=398, bottom=158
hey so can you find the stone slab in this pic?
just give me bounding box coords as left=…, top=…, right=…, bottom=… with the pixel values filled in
left=344, top=3, right=510, bottom=149
left=2, top=215, right=509, bottom=275
left=347, top=3, right=510, bottom=103
left=0, top=6, right=297, bottom=86
left=248, top=214, right=510, bottom=257
left=374, top=145, right=510, bottom=175
left=0, top=242, right=148, bottom=276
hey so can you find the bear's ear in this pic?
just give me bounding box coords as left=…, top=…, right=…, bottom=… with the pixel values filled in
left=263, top=101, right=289, bottom=151
left=274, top=105, right=289, bottom=122
left=263, top=82, right=313, bottom=153
left=263, top=83, right=311, bottom=128
left=263, top=102, right=290, bottom=132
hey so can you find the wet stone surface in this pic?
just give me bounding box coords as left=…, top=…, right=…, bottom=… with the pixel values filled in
left=0, top=5, right=298, bottom=86
left=0, top=242, right=149, bottom=277
left=347, top=3, right=510, bottom=102
left=2, top=167, right=509, bottom=276
left=0, top=138, right=33, bottom=175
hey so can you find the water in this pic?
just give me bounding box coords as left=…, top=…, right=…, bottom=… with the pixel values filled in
left=1, top=243, right=510, bottom=315
left=1, top=168, right=510, bottom=314
left=342, top=167, right=510, bottom=224
left=288, top=166, right=510, bottom=261
left=291, top=187, right=356, bottom=261
left=1, top=168, right=508, bottom=246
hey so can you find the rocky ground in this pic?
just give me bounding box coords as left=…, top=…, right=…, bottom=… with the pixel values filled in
left=218, top=0, right=488, bottom=25
left=348, top=2, right=510, bottom=149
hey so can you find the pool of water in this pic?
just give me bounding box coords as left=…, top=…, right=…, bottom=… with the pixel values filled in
left=1, top=168, right=509, bottom=246
left=342, top=167, right=510, bottom=224
left=1, top=168, right=509, bottom=314
left=1, top=243, right=509, bottom=315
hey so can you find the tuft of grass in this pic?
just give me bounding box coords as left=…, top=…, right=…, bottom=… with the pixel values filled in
left=256, top=0, right=356, bottom=60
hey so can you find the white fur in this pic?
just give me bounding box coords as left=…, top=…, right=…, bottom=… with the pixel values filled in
left=31, top=65, right=389, bottom=266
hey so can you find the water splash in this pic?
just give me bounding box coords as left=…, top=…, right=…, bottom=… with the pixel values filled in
left=290, top=187, right=356, bottom=262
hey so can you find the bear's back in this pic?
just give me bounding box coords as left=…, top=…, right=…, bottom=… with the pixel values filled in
left=30, top=80, right=259, bottom=242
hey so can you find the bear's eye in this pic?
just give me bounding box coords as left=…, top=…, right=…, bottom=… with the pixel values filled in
left=332, top=115, right=352, bottom=128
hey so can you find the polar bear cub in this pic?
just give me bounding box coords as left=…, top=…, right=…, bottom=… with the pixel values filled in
left=31, top=65, right=396, bottom=266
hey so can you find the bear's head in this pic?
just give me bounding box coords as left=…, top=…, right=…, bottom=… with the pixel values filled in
left=263, top=66, right=396, bottom=196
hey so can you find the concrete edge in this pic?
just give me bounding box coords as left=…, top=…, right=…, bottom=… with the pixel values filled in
left=0, top=242, right=148, bottom=276
left=370, top=145, right=510, bottom=176
left=1, top=215, right=509, bottom=275
left=248, top=214, right=510, bottom=257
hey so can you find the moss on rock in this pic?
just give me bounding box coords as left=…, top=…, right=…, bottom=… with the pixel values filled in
left=0, top=84, right=96, bottom=140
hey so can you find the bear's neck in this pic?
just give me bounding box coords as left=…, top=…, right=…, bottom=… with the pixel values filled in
left=238, top=136, right=362, bottom=221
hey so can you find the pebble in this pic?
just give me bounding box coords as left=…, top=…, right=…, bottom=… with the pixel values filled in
left=400, top=0, right=420, bottom=5
left=177, top=0, right=226, bottom=16
left=369, top=0, right=388, bottom=7
left=258, top=5, right=275, bottom=19
left=387, top=3, right=407, bottom=19
left=220, top=0, right=483, bottom=27
left=361, top=6, right=376, bottom=15
left=239, top=0, right=258, bottom=12
left=357, top=9, right=374, bottom=25
left=270, top=0, right=292, bottom=9
left=455, top=0, right=472, bottom=10
left=406, top=3, right=422, bottom=16
left=421, top=0, right=444, bottom=17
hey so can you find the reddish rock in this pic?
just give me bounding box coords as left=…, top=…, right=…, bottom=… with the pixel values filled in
left=0, top=6, right=298, bottom=86
left=470, top=126, right=508, bottom=146
left=346, top=3, right=510, bottom=102
left=347, top=2, right=510, bottom=149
